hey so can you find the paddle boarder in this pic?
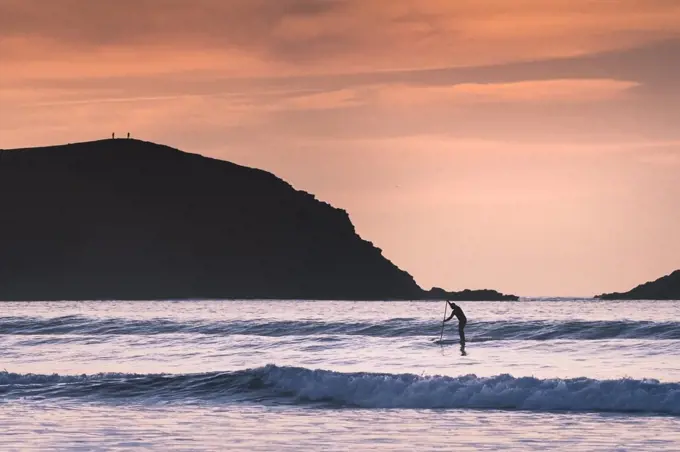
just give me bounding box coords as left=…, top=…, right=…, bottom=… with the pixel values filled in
left=443, top=301, right=467, bottom=347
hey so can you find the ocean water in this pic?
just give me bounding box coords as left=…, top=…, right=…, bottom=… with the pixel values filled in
left=1, top=299, right=679, bottom=451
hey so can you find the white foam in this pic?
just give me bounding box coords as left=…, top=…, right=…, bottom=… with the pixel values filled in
left=259, top=365, right=680, bottom=414
left=2, top=366, right=679, bottom=415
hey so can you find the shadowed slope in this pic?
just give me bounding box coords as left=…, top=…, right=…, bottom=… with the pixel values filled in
left=595, top=270, right=680, bottom=300
left=0, top=139, right=517, bottom=301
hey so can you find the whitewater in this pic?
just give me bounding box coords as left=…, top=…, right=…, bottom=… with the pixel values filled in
left=1, top=299, right=679, bottom=450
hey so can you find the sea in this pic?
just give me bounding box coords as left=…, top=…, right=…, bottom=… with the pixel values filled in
left=1, top=299, right=679, bottom=451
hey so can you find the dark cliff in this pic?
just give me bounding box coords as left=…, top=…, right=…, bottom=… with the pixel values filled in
left=0, top=139, right=518, bottom=301
left=595, top=270, right=680, bottom=300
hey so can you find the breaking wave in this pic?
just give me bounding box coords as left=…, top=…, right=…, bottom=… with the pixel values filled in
left=1, top=316, right=679, bottom=340
left=1, top=365, right=678, bottom=415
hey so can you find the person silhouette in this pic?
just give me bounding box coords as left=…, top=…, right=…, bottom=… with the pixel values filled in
left=443, top=301, right=467, bottom=348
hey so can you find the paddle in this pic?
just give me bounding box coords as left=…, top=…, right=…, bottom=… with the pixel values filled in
left=439, top=300, right=447, bottom=342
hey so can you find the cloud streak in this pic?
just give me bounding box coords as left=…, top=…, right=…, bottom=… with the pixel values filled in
left=372, top=79, right=641, bottom=105
left=2, top=0, right=679, bottom=78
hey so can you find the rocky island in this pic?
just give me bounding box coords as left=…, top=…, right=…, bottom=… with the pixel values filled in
left=0, top=139, right=518, bottom=301
left=595, top=270, right=680, bottom=300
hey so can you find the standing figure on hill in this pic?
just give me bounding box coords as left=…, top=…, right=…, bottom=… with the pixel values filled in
left=443, top=300, right=467, bottom=348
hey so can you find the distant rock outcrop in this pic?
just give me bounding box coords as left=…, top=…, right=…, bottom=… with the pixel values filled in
left=0, top=139, right=518, bottom=301
left=422, top=287, right=517, bottom=301
left=595, top=270, right=680, bottom=300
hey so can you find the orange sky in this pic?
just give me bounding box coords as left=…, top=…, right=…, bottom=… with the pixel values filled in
left=1, top=0, right=679, bottom=296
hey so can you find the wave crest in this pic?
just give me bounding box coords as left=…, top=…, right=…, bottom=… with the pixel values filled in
left=1, top=316, right=679, bottom=340
left=2, top=365, right=679, bottom=415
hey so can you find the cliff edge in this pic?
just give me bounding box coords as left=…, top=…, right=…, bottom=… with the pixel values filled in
left=0, top=139, right=517, bottom=301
